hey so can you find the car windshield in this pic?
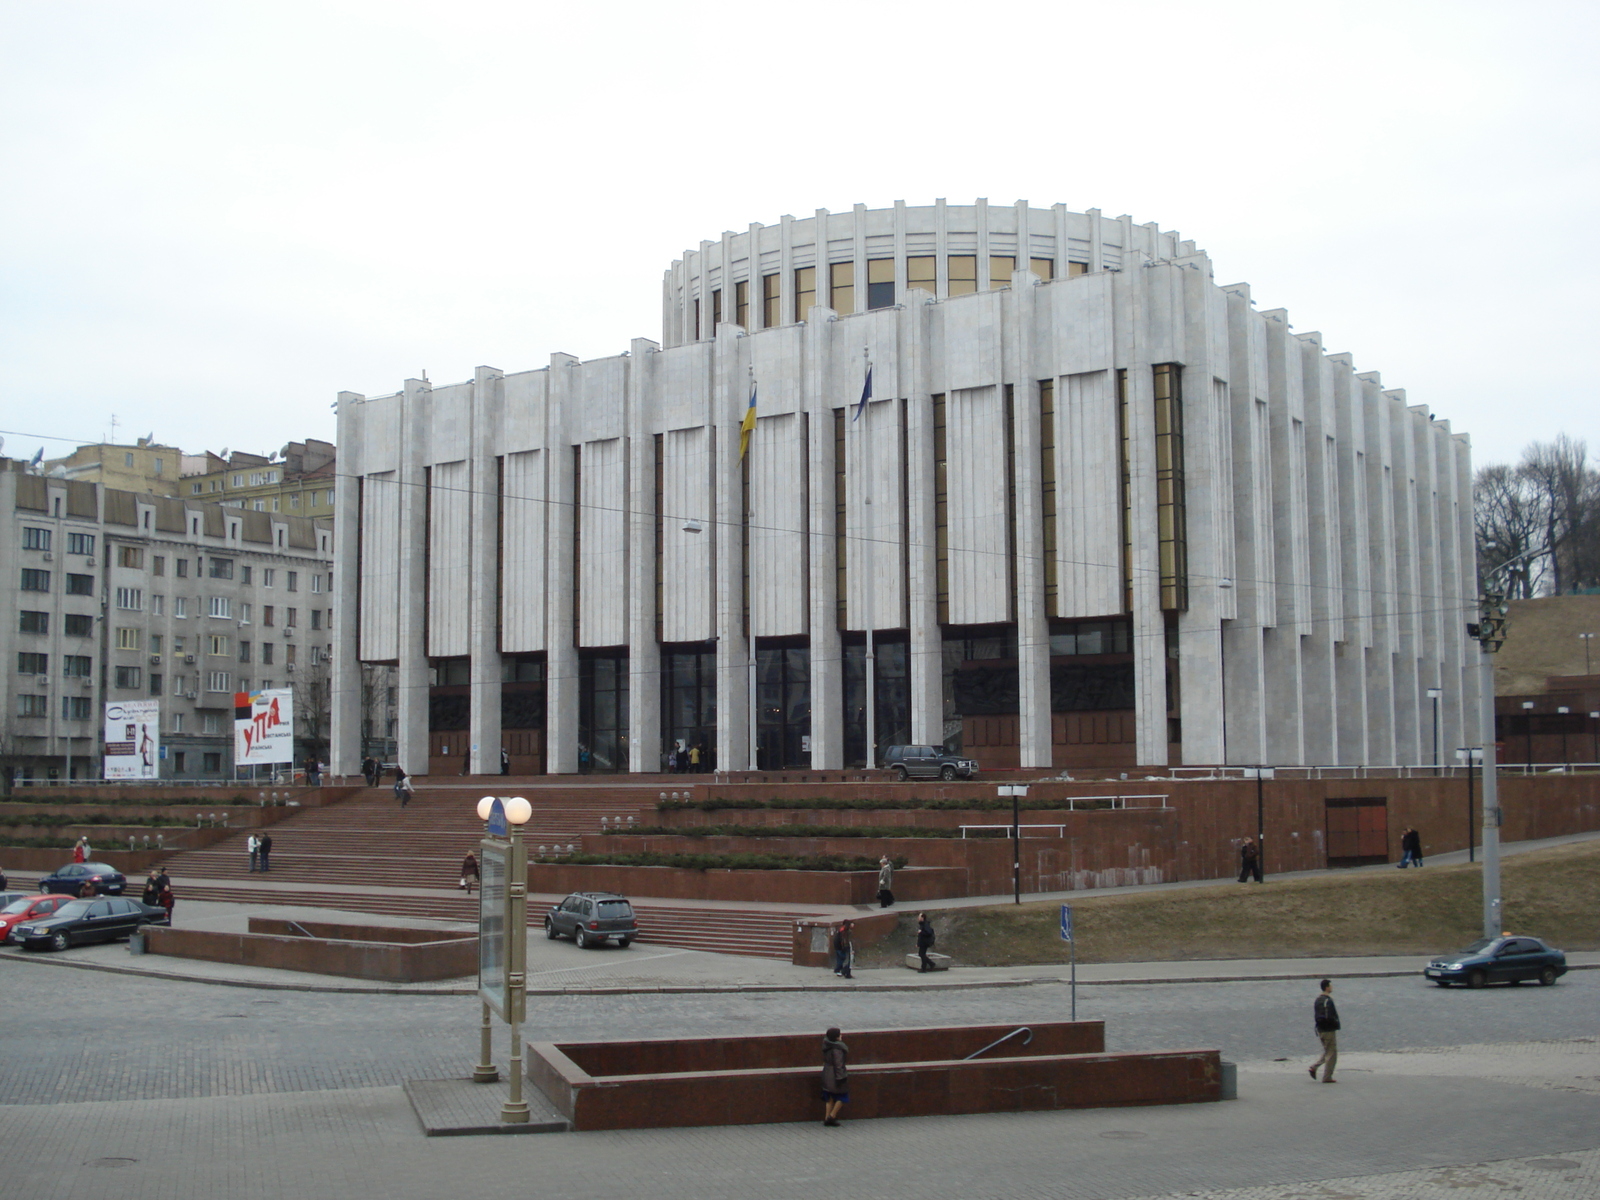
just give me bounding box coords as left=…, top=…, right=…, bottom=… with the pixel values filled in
left=3, top=897, right=39, bottom=915
left=597, top=901, right=633, bottom=917
left=51, top=901, right=94, bottom=919
left=1457, top=938, right=1495, bottom=955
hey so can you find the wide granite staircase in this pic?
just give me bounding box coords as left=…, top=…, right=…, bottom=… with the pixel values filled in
left=145, top=782, right=812, bottom=960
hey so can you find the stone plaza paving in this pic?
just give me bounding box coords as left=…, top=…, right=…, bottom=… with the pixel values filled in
left=2, top=935, right=1596, bottom=1200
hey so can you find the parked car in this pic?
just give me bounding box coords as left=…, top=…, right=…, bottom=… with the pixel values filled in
left=0, top=891, right=30, bottom=910
left=0, top=894, right=73, bottom=943
left=37, top=862, right=127, bottom=897
left=11, top=896, right=170, bottom=952
left=881, top=744, right=979, bottom=781
left=1424, top=935, right=1568, bottom=988
left=544, top=892, right=638, bottom=948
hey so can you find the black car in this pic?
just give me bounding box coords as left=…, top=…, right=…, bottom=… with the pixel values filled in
left=1424, top=935, right=1569, bottom=988
left=881, top=744, right=980, bottom=781
left=12, top=896, right=170, bottom=952
left=38, top=862, right=127, bottom=896
left=544, top=892, right=638, bottom=948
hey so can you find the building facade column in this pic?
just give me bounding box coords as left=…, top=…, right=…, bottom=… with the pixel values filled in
left=395, top=378, right=431, bottom=776
left=545, top=354, right=580, bottom=774
left=1009, top=272, right=1052, bottom=768
left=627, top=339, right=663, bottom=773
left=467, top=366, right=503, bottom=776
left=330, top=390, right=364, bottom=779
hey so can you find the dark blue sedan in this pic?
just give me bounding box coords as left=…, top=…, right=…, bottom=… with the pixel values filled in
left=37, top=862, right=127, bottom=897
left=12, top=896, right=169, bottom=951
left=1424, top=935, right=1568, bottom=988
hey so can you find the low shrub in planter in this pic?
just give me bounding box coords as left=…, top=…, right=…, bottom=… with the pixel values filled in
left=612, top=823, right=999, bottom=840
left=531, top=851, right=908, bottom=872
left=658, top=796, right=1116, bottom=813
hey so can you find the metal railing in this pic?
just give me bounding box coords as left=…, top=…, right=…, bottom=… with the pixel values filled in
left=965, top=1027, right=1033, bottom=1060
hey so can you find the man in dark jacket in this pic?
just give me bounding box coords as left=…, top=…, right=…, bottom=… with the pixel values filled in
left=916, top=912, right=936, bottom=972
left=1238, top=838, right=1262, bottom=883
left=821, top=1028, right=849, bottom=1127
left=1399, top=827, right=1423, bottom=868
left=258, top=832, right=273, bottom=872
left=832, top=920, right=854, bottom=979
left=1309, top=978, right=1340, bottom=1083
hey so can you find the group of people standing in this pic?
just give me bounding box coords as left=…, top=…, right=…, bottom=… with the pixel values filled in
left=141, top=868, right=175, bottom=920
left=246, top=832, right=273, bottom=872
left=665, top=742, right=706, bottom=773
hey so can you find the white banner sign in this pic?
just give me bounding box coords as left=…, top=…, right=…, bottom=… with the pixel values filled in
left=234, top=688, right=295, bottom=765
left=104, top=700, right=160, bottom=780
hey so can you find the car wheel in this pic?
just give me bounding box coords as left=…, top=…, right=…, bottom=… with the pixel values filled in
left=1467, top=969, right=1487, bottom=989
left=894, top=766, right=908, bottom=781
left=50, top=932, right=69, bottom=952
left=940, top=765, right=956, bottom=780
left=545, top=920, right=558, bottom=940
left=615, top=937, right=631, bottom=949
left=575, top=929, right=590, bottom=949
left=1538, top=966, right=1557, bottom=986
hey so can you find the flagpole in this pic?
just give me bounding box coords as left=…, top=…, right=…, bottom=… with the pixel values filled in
left=862, top=346, right=876, bottom=772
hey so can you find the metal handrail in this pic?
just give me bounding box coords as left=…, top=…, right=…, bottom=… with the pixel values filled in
left=965, top=1026, right=1033, bottom=1060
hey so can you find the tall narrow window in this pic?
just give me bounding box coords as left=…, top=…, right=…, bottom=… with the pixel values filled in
left=653, top=433, right=665, bottom=644
left=947, top=255, right=977, bottom=296
left=761, top=273, right=780, bottom=327
left=793, top=266, right=816, bottom=322
left=906, top=255, right=936, bottom=296
left=1153, top=364, right=1188, bottom=612
left=1117, top=369, right=1132, bottom=613
left=734, top=279, right=749, bottom=329
left=866, top=258, right=894, bottom=310
left=834, top=408, right=848, bottom=627
left=711, top=289, right=722, bottom=331
left=933, top=393, right=950, bottom=624
left=988, top=255, right=1015, bottom=289
left=1039, top=379, right=1058, bottom=618
left=693, top=297, right=701, bottom=340
left=829, top=262, right=854, bottom=316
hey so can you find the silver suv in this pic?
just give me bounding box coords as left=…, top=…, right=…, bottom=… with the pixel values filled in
left=544, top=891, right=638, bottom=949
left=881, top=744, right=979, bottom=781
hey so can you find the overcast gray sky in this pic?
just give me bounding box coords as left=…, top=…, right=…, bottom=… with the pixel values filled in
left=2, top=0, right=1595, bottom=470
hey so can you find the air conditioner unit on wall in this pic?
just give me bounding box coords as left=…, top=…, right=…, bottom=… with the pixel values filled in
left=286, top=663, right=296, bottom=672
left=185, top=692, right=197, bottom=699
left=42, top=553, right=52, bottom=561
left=184, top=655, right=196, bottom=663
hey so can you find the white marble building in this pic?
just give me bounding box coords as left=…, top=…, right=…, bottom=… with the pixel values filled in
left=330, top=200, right=1478, bottom=778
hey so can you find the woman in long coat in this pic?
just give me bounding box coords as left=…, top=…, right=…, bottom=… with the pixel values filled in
left=821, top=1028, right=850, bottom=1127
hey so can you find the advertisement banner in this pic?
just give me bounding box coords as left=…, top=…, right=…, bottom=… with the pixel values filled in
left=103, top=700, right=160, bottom=780
left=234, top=688, right=294, bottom=765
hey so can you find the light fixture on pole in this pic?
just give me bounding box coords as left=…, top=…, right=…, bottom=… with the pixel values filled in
left=1521, top=701, right=1535, bottom=766
left=1590, top=711, right=1599, bottom=765
left=1556, top=707, right=1570, bottom=765
left=1425, top=688, right=1442, bottom=775
left=472, top=794, right=532, bottom=1123
left=1579, top=632, right=1595, bottom=675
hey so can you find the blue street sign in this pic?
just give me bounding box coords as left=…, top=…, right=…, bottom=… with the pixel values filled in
left=486, top=798, right=508, bottom=837
left=1060, top=904, right=1073, bottom=942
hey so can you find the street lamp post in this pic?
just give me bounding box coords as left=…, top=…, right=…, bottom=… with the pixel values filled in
left=1426, top=688, right=1442, bottom=775
left=1580, top=632, right=1595, bottom=676
left=1591, top=712, right=1600, bottom=765
left=1521, top=700, right=1535, bottom=768
left=1556, top=707, right=1570, bottom=766
left=474, top=794, right=532, bottom=1124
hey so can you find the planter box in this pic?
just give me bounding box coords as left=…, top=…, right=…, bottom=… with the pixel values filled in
left=142, top=922, right=476, bottom=983
left=526, top=862, right=965, bottom=904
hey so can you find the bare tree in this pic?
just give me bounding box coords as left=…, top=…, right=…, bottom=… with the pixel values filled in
left=1518, top=435, right=1600, bottom=595
left=1474, top=462, right=1547, bottom=597
left=292, top=654, right=332, bottom=763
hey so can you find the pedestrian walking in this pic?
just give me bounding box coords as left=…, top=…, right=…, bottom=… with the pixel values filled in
left=1238, top=837, right=1262, bottom=883
left=158, top=880, right=175, bottom=922
left=72, top=837, right=89, bottom=864
left=461, top=851, right=480, bottom=894
left=362, top=756, right=379, bottom=787
left=500, top=746, right=510, bottom=776
left=393, top=768, right=413, bottom=807
left=1308, top=979, right=1340, bottom=1083
left=142, top=869, right=161, bottom=907
left=1398, top=827, right=1423, bottom=868
left=916, top=912, right=936, bottom=972
left=258, top=832, right=273, bottom=872
left=832, top=920, right=854, bottom=979
left=877, top=855, right=895, bottom=908
left=247, top=833, right=260, bottom=872
left=0, top=865, right=7, bottom=891
left=820, top=1027, right=850, bottom=1127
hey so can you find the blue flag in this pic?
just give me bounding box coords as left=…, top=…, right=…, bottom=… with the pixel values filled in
left=852, top=366, right=872, bottom=422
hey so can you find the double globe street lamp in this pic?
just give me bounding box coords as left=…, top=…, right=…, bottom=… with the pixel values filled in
left=474, top=793, right=532, bottom=1124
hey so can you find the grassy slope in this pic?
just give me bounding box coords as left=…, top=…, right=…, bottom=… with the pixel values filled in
left=856, top=840, right=1600, bottom=968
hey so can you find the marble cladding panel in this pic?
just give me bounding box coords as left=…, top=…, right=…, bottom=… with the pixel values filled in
left=426, top=460, right=470, bottom=658
left=825, top=308, right=899, bottom=407
left=499, top=450, right=546, bottom=653
left=945, top=386, right=1009, bottom=626
left=569, top=356, right=628, bottom=447
left=578, top=437, right=627, bottom=648
left=499, top=370, right=546, bottom=454
left=747, top=325, right=802, bottom=417
left=843, top=398, right=906, bottom=632
left=1044, top=271, right=1113, bottom=375
left=748, top=412, right=807, bottom=638
left=656, top=342, right=711, bottom=433
left=937, top=290, right=1001, bottom=393
left=359, top=394, right=401, bottom=475
left=357, top=471, right=400, bottom=661
left=661, top=426, right=712, bottom=643
left=1056, top=370, right=1122, bottom=618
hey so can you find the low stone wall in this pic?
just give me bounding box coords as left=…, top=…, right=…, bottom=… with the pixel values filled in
left=525, top=862, right=965, bottom=904
left=528, top=1020, right=1222, bottom=1131
left=141, top=923, right=476, bottom=983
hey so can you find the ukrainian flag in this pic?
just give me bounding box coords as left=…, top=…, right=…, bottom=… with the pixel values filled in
left=739, top=382, right=758, bottom=460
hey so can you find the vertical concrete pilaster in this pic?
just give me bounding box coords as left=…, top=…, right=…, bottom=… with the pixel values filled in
left=627, top=339, right=663, bottom=773
left=330, top=390, right=364, bottom=778
left=467, top=366, right=503, bottom=776
left=545, top=355, right=579, bottom=774
left=395, top=379, right=431, bottom=776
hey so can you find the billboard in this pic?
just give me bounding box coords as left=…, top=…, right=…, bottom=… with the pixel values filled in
left=103, top=700, right=160, bottom=780
left=234, top=688, right=294, bottom=765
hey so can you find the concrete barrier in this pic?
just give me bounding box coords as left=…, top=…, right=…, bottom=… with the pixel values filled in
left=142, top=922, right=476, bottom=983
